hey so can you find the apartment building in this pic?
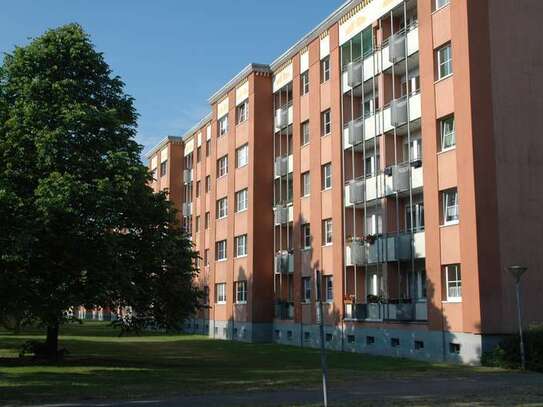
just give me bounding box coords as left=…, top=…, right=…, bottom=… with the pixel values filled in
left=147, top=0, right=543, bottom=364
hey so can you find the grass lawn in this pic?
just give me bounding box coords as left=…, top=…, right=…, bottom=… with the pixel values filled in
left=0, top=322, right=502, bottom=405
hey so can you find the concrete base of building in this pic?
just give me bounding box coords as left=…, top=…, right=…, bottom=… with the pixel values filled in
left=183, top=318, right=503, bottom=365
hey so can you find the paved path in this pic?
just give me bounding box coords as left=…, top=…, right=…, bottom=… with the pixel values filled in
left=17, top=373, right=543, bottom=407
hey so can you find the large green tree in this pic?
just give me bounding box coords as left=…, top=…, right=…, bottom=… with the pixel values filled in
left=0, top=24, right=200, bottom=357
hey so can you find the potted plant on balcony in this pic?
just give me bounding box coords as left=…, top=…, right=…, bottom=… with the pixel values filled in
left=365, top=234, right=377, bottom=245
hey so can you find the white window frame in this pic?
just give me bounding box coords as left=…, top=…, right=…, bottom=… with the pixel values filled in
left=160, top=160, right=167, bottom=177
left=302, top=172, right=311, bottom=197
left=323, top=219, right=332, bottom=246
left=216, top=282, right=227, bottom=304
left=322, top=110, right=331, bottom=136
left=218, top=115, right=228, bottom=136
left=322, top=163, right=332, bottom=190
left=217, top=197, right=228, bottom=219
left=216, top=240, right=227, bottom=262
left=235, top=188, right=248, bottom=212
left=302, top=277, right=312, bottom=303
left=442, top=189, right=459, bottom=225
left=235, top=234, right=248, bottom=257
left=301, top=121, right=310, bottom=145
left=324, top=275, right=333, bottom=302
left=437, top=43, right=452, bottom=80
left=434, top=0, right=449, bottom=11
left=236, top=144, right=248, bottom=168
left=235, top=280, right=247, bottom=304
left=444, top=264, right=462, bottom=302
left=302, top=223, right=311, bottom=249
left=217, top=155, right=228, bottom=178
left=321, top=56, right=330, bottom=83
left=301, top=71, right=310, bottom=95
left=237, top=100, right=248, bottom=124
left=440, top=116, right=456, bottom=151
left=405, top=202, right=425, bottom=232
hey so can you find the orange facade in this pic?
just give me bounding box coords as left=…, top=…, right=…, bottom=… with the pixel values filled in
left=147, top=0, right=543, bottom=363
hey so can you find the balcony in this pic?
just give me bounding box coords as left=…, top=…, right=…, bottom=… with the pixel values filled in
left=182, top=202, right=192, bottom=217
left=345, top=174, right=386, bottom=205
left=342, top=53, right=381, bottom=93
left=345, top=239, right=366, bottom=266
left=274, top=155, right=293, bottom=178
left=381, top=24, right=419, bottom=72
left=275, top=301, right=294, bottom=320
left=346, top=60, right=363, bottom=87
left=275, top=251, right=294, bottom=274
left=344, top=300, right=427, bottom=322
left=347, top=231, right=425, bottom=265
left=384, top=162, right=424, bottom=195
left=183, top=169, right=193, bottom=184
left=275, top=104, right=293, bottom=131
left=274, top=205, right=293, bottom=226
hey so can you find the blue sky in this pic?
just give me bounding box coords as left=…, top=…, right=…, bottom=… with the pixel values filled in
left=0, top=0, right=344, bottom=154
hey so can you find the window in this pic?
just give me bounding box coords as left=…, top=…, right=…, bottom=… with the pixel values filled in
left=364, top=154, right=379, bottom=177
left=237, top=100, right=248, bottom=124
left=406, top=203, right=425, bottom=232
left=321, top=110, right=331, bottom=136
left=205, top=212, right=210, bottom=229
left=437, top=43, right=452, bottom=79
left=391, top=338, right=400, bottom=347
left=301, top=71, right=309, bottom=95
left=195, top=216, right=200, bottom=230
left=206, top=175, right=211, bottom=192
left=442, top=188, right=459, bottom=224
left=322, top=219, right=332, bottom=245
left=444, top=264, right=462, bottom=301
left=435, top=0, right=449, bottom=11
left=215, top=283, right=226, bottom=303
left=203, top=286, right=209, bottom=304
left=215, top=240, right=227, bottom=261
left=218, top=115, right=228, bottom=136
left=449, top=343, right=461, bottom=354
left=217, top=155, right=228, bottom=177
left=204, top=249, right=209, bottom=266
left=150, top=166, right=157, bottom=180
left=348, top=335, right=356, bottom=344
left=301, top=172, right=311, bottom=197
left=440, top=116, right=456, bottom=150
left=160, top=160, right=167, bottom=177
left=322, top=163, right=332, bottom=190
left=301, top=121, right=310, bottom=145
left=196, top=146, right=201, bottom=162
left=234, top=188, right=247, bottom=212
left=304, top=331, right=311, bottom=341
left=324, top=275, right=333, bottom=302
left=195, top=181, right=200, bottom=198
left=217, top=197, right=228, bottom=219
left=321, top=56, right=330, bottom=83
left=415, top=340, right=425, bottom=350
left=326, top=333, right=333, bottom=342
left=236, top=144, right=248, bottom=168
left=301, top=223, right=311, bottom=249
left=206, top=139, right=211, bottom=157
left=287, top=330, right=293, bottom=340
left=366, top=336, right=375, bottom=345
left=235, top=280, right=247, bottom=303
left=235, top=234, right=247, bottom=257
left=302, top=277, right=311, bottom=302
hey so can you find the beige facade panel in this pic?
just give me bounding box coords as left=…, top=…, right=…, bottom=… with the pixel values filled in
left=273, top=62, right=293, bottom=92
left=184, top=138, right=194, bottom=155
left=217, top=96, right=229, bottom=119
left=160, top=146, right=168, bottom=163
left=300, top=49, right=309, bottom=73
left=236, top=80, right=249, bottom=105
left=150, top=156, right=157, bottom=170
left=320, top=33, right=330, bottom=59
left=339, top=0, right=403, bottom=45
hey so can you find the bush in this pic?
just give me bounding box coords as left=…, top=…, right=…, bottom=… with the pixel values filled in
left=482, top=326, right=543, bottom=372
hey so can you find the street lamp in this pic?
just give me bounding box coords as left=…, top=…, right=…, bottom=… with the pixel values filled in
left=506, top=265, right=528, bottom=370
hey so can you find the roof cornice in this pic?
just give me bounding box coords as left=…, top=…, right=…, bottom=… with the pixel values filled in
left=144, top=136, right=183, bottom=160
left=208, top=63, right=271, bottom=105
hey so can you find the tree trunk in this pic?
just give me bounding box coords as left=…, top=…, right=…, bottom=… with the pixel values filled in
left=46, top=323, right=59, bottom=359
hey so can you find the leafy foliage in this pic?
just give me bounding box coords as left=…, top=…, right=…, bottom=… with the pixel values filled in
left=0, top=24, right=200, bottom=353
left=482, top=326, right=543, bottom=372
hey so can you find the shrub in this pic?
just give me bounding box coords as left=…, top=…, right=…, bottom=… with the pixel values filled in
left=482, top=326, right=543, bottom=372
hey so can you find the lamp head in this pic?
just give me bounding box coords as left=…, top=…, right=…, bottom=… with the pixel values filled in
left=506, top=265, right=528, bottom=282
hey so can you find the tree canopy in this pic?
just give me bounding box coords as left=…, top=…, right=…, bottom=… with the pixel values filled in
left=0, top=24, right=200, bottom=356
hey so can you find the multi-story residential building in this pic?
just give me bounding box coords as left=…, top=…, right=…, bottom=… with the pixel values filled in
left=146, top=0, right=543, bottom=364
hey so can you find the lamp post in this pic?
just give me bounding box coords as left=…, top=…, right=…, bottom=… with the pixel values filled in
left=315, top=269, right=328, bottom=407
left=506, top=265, right=528, bottom=370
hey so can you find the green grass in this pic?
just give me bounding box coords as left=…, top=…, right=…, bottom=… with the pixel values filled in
left=0, top=322, right=501, bottom=405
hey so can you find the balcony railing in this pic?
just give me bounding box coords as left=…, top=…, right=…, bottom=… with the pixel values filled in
left=274, top=155, right=292, bottom=178
left=274, top=301, right=294, bottom=320
left=274, top=102, right=292, bottom=130
left=274, top=251, right=294, bottom=274
left=344, top=300, right=427, bottom=322
left=183, top=169, right=193, bottom=184
left=182, top=202, right=192, bottom=217
left=274, top=205, right=292, bottom=225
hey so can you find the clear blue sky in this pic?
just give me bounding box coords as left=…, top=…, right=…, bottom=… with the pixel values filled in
left=0, top=0, right=344, bottom=154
